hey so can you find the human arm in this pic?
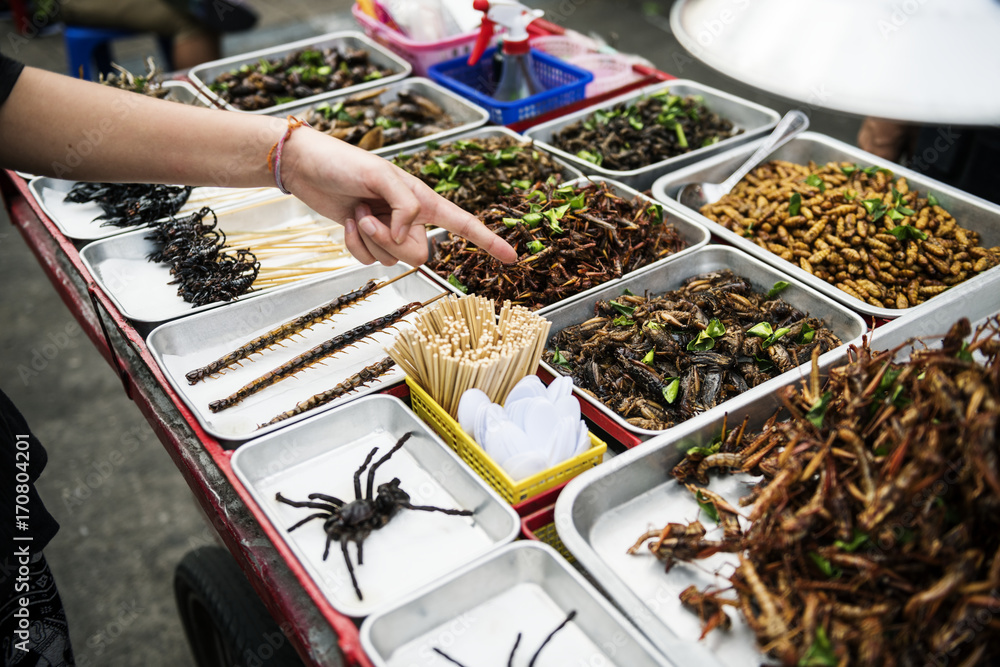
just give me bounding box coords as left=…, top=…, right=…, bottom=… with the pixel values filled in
left=0, top=63, right=516, bottom=265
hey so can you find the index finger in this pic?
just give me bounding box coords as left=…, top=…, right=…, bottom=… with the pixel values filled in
left=414, top=185, right=518, bottom=264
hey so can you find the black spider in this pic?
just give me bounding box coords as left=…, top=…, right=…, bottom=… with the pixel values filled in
left=432, top=610, right=577, bottom=667
left=275, top=431, right=474, bottom=600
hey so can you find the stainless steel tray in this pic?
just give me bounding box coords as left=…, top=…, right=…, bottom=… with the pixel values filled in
left=266, top=78, right=488, bottom=157
left=421, top=176, right=711, bottom=316
left=523, top=80, right=780, bottom=191
left=554, top=268, right=1000, bottom=666
left=651, top=131, right=1000, bottom=319
left=555, top=378, right=786, bottom=667
left=539, top=244, right=867, bottom=439
left=146, top=263, right=442, bottom=443
left=869, top=261, right=1000, bottom=352
left=230, top=395, right=520, bottom=618
left=161, top=79, right=214, bottom=107
left=188, top=31, right=411, bottom=115
left=360, top=541, right=671, bottom=666
left=28, top=177, right=274, bottom=242
left=80, top=194, right=358, bottom=329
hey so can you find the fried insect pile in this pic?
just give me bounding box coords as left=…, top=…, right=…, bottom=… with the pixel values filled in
left=392, top=135, right=567, bottom=214
left=145, top=207, right=260, bottom=307
left=97, top=58, right=168, bottom=99
left=545, top=271, right=842, bottom=430
left=637, top=317, right=1000, bottom=666
left=701, top=161, right=1000, bottom=309
left=276, top=432, right=473, bottom=600
left=551, top=91, right=738, bottom=170
left=208, top=47, right=393, bottom=111
left=427, top=180, right=687, bottom=310
left=65, top=181, right=192, bottom=229
left=432, top=610, right=577, bottom=667
left=302, top=86, right=457, bottom=151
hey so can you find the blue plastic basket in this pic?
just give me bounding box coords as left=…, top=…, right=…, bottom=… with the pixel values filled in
left=428, top=47, right=593, bottom=126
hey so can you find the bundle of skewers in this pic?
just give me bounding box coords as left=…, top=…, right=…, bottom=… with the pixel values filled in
left=145, top=206, right=354, bottom=307
left=183, top=268, right=445, bottom=427
left=386, top=294, right=552, bottom=415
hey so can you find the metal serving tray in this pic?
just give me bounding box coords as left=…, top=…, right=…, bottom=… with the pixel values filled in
left=538, top=244, right=867, bottom=439
left=27, top=177, right=274, bottom=242
left=421, top=177, right=711, bottom=316
left=267, top=78, right=489, bottom=157
left=651, top=131, right=1000, bottom=319
left=523, top=80, right=780, bottom=191
left=188, top=31, right=412, bottom=115
left=160, top=79, right=215, bottom=107
left=360, top=541, right=671, bottom=666
left=554, top=268, right=1000, bottom=666
left=80, top=194, right=358, bottom=330
left=146, top=263, right=442, bottom=444
left=230, top=395, right=520, bottom=618
left=869, top=261, right=1000, bottom=352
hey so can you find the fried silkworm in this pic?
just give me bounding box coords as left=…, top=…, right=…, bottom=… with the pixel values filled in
left=259, top=356, right=397, bottom=427
left=186, top=280, right=379, bottom=384
left=209, top=302, right=421, bottom=413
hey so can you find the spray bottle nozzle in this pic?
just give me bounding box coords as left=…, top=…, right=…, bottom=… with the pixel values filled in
left=467, top=0, right=543, bottom=66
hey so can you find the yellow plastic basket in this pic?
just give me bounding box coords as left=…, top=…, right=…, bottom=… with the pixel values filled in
left=406, top=377, right=607, bottom=504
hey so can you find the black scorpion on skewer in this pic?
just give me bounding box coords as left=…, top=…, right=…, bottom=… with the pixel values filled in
left=259, top=356, right=397, bottom=428
left=432, top=610, right=578, bottom=667
left=186, top=279, right=380, bottom=384
left=275, top=432, right=473, bottom=600
left=174, top=248, right=260, bottom=307
left=209, top=301, right=421, bottom=413
left=65, top=182, right=193, bottom=229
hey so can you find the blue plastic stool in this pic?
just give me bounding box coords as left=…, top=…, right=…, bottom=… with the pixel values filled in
left=64, top=25, right=174, bottom=81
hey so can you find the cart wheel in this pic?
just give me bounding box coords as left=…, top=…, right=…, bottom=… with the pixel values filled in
left=174, top=547, right=306, bottom=667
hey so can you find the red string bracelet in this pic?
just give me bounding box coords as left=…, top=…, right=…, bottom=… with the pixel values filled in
left=267, top=115, right=311, bottom=195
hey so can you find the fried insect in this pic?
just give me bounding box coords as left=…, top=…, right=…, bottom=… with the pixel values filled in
left=551, top=91, right=738, bottom=171
left=432, top=610, right=578, bottom=667
left=545, top=270, right=842, bottom=430
left=427, top=180, right=687, bottom=310
left=701, top=160, right=1000, bottom=308
left=65, top=181, right=192, bottom=229
left=260, top=356, right=397, bottom=427
left=275, top=432, right=473, bottom=600
left=392, top=135, right=567, bottom=214
left=303, top=86, right=457, bottom=151
left=660, top=317, right=1000, bottom=666
left=209, top=301, right=423, bottom=413
left=187, top=281, right=376, bottom=383
left=208, top=46, right=394, bottom=111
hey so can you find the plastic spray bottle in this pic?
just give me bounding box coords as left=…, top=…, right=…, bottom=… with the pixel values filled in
left=467, top=0, right=545, bottom=102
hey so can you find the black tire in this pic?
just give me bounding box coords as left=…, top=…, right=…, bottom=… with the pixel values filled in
left=174, top=547, right=306, bottom=667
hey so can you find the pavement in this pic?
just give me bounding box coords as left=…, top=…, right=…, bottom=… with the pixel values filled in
left=0, top=1, right=863, bottom=665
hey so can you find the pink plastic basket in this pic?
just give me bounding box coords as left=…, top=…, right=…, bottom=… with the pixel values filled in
left=352, top=3, right=500, bottom=76
left=570, top=52, right=638, bottom=97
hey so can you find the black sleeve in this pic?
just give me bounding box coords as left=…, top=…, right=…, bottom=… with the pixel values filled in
left=0, top=52, right=25, bottom=107
left=1, top=387, right=60, bottom=552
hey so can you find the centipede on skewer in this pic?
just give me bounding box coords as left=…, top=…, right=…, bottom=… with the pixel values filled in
left=185, top=268, right=419, bottom=384
left=209, top=291, right=446, bottom=413
left=259, top=356, right=397, bottom=428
